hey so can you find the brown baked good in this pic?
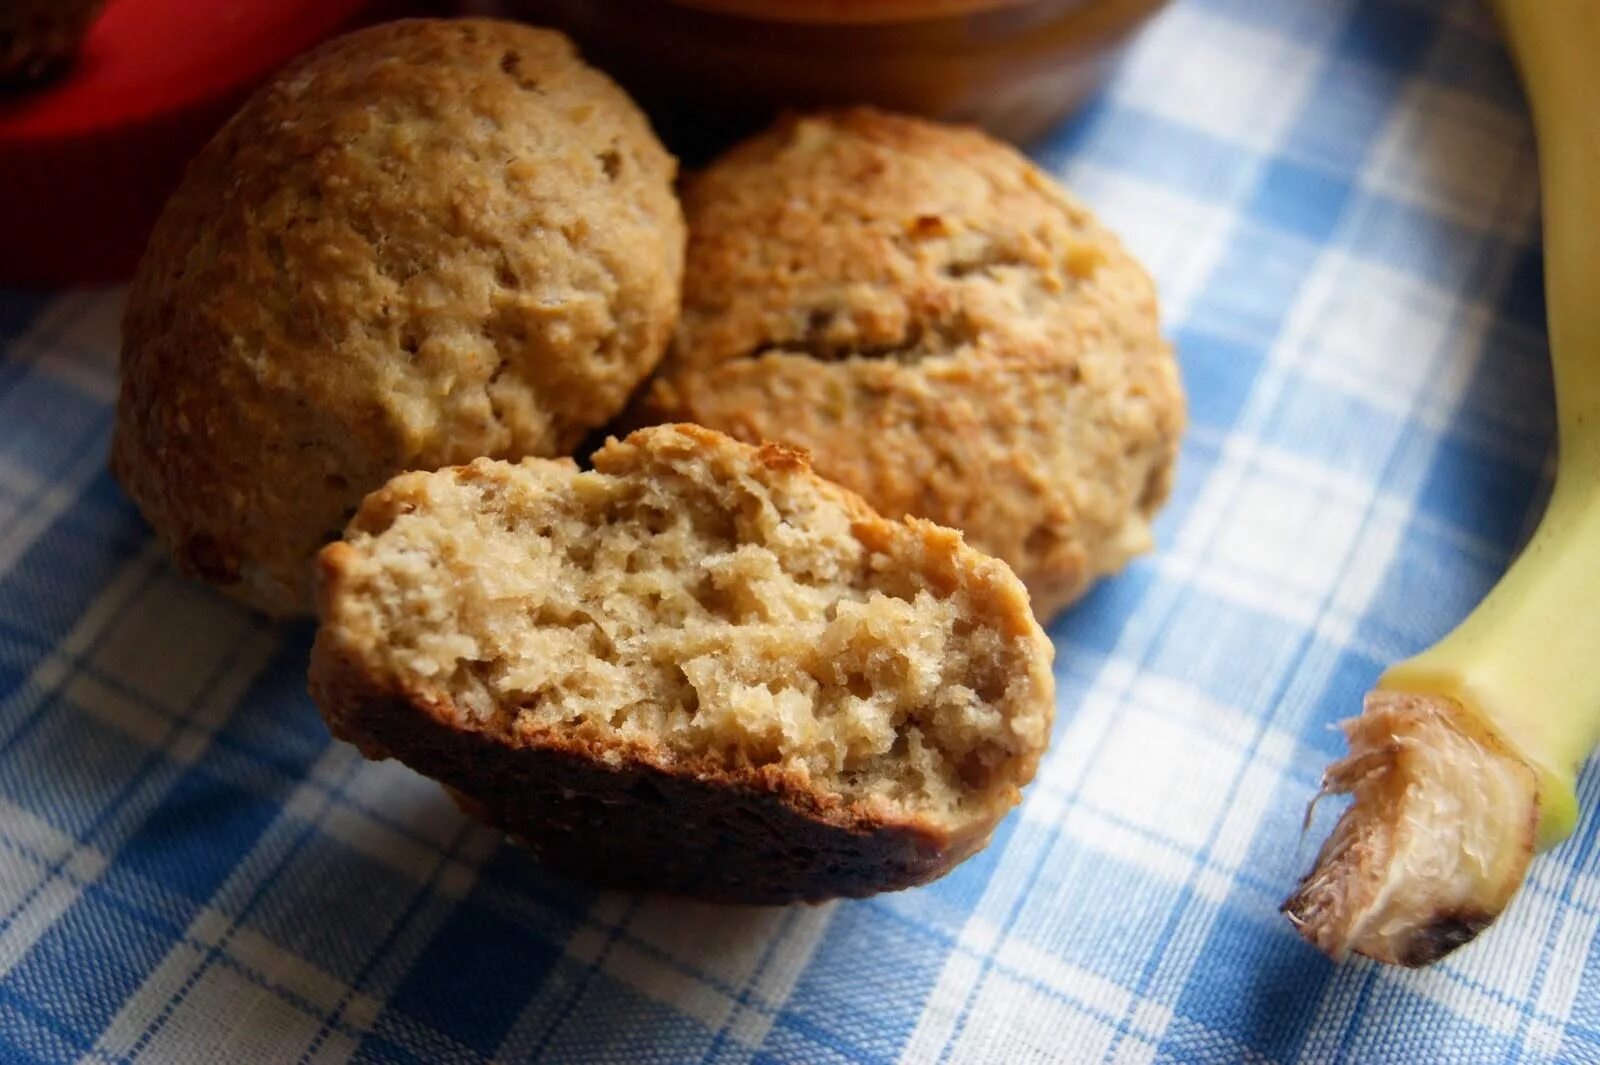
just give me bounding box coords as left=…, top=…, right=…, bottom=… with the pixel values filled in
left=113, top=18, right=685, bottom=616
left=0, top=0, right=104, bottom=83
left=634, top=107, right=1184, bottom=621
left=309, top=423, right=1055, bottom=902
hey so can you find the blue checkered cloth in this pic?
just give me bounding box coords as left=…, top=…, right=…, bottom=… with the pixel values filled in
left=0, top=0, right=1587, bottom=1060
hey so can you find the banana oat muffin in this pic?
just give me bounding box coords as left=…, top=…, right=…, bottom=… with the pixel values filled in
left=310, top=424, right=1055, bottom=902
left=0, top=0, right=104, bottom=83
left=635, top=108, right=1184, bottom=621
left=114, top=19, right=686, bottom=615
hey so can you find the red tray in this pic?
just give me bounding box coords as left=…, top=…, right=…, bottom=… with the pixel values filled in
left=0, top=0, right=426, bottom=285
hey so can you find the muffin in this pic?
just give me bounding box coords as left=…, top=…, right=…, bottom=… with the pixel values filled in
left=0, top=0, right=105, bottom=83
left=635, top=108, right=1184, bottom=621
left=309, top=424, right=1055, bottom=902
left=113, top=18, right=686, bottom=616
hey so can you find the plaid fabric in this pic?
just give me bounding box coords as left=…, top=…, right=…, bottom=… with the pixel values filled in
left=0, top=0, right=1587, bottom=1061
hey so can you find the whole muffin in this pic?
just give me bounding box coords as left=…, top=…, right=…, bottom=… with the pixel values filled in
left=114, top=19, right=686, bottom=615
left=636, top=108, right=1183, bottom=621
left=0, top=0, right=105, bottom=83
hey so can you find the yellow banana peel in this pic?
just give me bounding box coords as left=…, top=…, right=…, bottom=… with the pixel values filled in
left=1284, top=0, right=1600, bottom=966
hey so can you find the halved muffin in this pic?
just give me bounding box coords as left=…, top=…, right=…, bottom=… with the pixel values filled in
left=309, top=424, right=1055, bottom=901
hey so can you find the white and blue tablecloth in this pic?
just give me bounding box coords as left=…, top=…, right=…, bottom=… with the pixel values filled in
left=0, top=0, right=1588, bottom=1061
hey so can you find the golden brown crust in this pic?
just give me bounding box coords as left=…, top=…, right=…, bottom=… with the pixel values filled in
left=634, top=107, right=1184, bottom=620
left=114, top=18, right=685, bottom=616
left=310, top=424, right=1053, bottom=901
left=313, top=640, right=981, bottom=902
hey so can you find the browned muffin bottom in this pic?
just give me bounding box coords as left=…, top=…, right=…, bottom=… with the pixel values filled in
left=114, top=18, right=686, bottom=616
left=0, top=0, right=105, bottom=83
left=310, top=424, right=1055, bottom=902
left=636, top=107, right=1185, bottom=621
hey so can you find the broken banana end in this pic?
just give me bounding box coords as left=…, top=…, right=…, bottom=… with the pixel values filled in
left=1283, top=691, right=1539, bottom=966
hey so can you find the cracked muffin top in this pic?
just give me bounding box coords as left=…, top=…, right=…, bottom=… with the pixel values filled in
left=114, top=18, right=685, bottom=616
left=636, top=107, right=1184, bottom=621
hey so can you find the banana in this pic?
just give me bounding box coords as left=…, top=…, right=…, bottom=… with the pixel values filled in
left=1283, top=0, right=1600, bottom=966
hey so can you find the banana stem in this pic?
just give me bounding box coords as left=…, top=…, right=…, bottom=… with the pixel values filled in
left=1386, top=476, right=1600, bottom=847
left=1501, top=0, right=1600, bottom=466
left=1398, top=0, right=1600, bottom=848
left=1285, top=0, right=1600, bottom=964
left=1283, top=692, right=1537, bottom=966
